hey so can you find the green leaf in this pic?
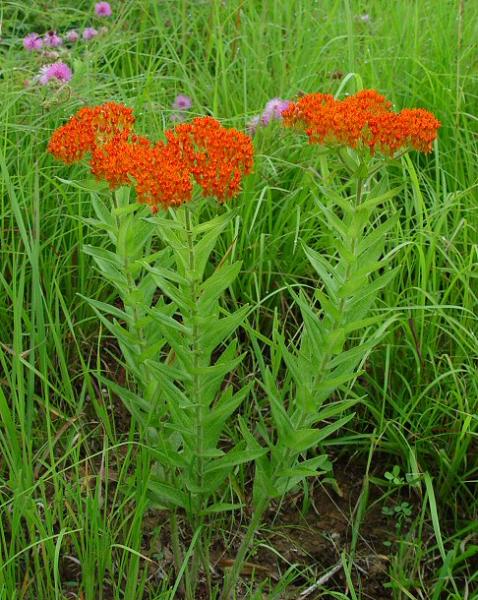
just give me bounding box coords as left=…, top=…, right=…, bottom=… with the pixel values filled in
left=342, top=314, right=387, bottom=335
left=148, top=480, right=189, bottom=510
left=292, top=414, right=356, bottom=451
left=198, top=305, right=250, bottom=352
left=303, top=245, right=338, bottom=298
left=119, top=220, right=154, bottom=267
left=313, top=288, right=341, bottom=321
left=82, top=244, right=127, bottom=288
left=358, top=213, right=399, bottom=255
left=146, top=360, right=192, bottom=409
left=154, top=217, right=189, bottom=272
left=197, top=354, right=245, bottom=409
left=90, top=194, right=117, bottom=239
left=337, top=274, right=369, bottom=298
left=359, top=186, right=403, bottom=211
left=310, top=399, right=358, bottom=424
left=204, top=445, right=267, bottom=474
left=346, top=267, right=399, bottom=315
left=145, top=263, right=189, bottom=287
left=200, top=502, right=243, bottom=516
left=54, top=177, right=109, bottom=194
left=314, top=372, right=358, bottom=399
left=266, top=370, right=295, bottom=442
left=80, top=296, right=133, bottom=343
left=316, top=201, right=350, bottom=238
left=198, top=261, right=242, bottom=313
left=325, top=327, right=346, bottom=354
left=253, top=454, right=279, bottom=505
left=149, top=447, right=189, bottom=469
left=194, top=212, right=232, bottom=279
left=79, top=295, right=128, bottom=322
left=277, top=455, right=332, bottom=480
left=275, top=455, right=333, bottom=496
left=148, top=269, right=190, bottom=310
left=203, top=385, right=251, bottom=447
left=146, top=305, right=190, bottom=335
left=98, top=377, right=154, bottom=426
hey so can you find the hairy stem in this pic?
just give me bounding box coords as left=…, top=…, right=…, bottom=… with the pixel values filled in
left=184, top=204, right=210, bottom=595
left=185, top=205, right=204, bottom=506
left=112, top=192, right=150, bottom=386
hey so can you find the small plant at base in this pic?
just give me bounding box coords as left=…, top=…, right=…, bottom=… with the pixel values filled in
left=382, top=501, right=414, bottom=545
left=382, top=501, right=413, bottom=521
left=384, top=465, right=406, bottom=486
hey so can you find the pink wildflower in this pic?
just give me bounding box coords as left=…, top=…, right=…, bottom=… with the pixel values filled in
left=172, top=94, right=193, bottom=111
left=43, top=31, right=63, bottom=47
left=247, top=97, right=291, bottom=135
left=83, top=27, right=98, bottom=40
left=39, top=62, right=72, bottom=85
left=95, top=2, right=112, bottom=17
left=66, top=30, right=79, bottom=43
left=261, top=98, right=291, bottom=125
left=23, top=33, right=43, bottom=51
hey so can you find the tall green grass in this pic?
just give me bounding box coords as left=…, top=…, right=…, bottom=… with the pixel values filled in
left=1, top=0, right=477, bottom=597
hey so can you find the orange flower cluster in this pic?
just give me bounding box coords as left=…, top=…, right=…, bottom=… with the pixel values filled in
left=282, top=90, right=440, bottom=154
left=48, top=103, right=254, bottom=211
left=128, top=139, right=193, bottom=211
left=48, top=103, right=135, bottom=164
left=167, top=117, right=254, bottom=200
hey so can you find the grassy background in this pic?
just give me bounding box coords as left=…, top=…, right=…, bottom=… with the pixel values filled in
left=1, top=0, right=477, bottom=598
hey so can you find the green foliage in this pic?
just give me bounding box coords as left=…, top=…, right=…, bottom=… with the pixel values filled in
left=82, top=193, right=257, bottom=519
left=0, top=1, right=477, bottom=598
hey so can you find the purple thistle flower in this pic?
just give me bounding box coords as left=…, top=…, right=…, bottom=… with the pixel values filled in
left=172, top=94, right=193, bottom=111
left=83, top=27, right=98, bottom=40
left=261, top=98, right=291, bottom=125
left=95, top=2, right=113, bottom=17
left=66, top=30, right=80, bottom=43
left=38, top=62, right=72, bottom=85
left=43, top=31, right=63, bottom=47
left=23, top=33, right=43, bottom=51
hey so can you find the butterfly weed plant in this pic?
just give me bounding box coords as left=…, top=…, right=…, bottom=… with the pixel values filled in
left=48, top=91, right=440, bottom=598
left=220, top=90, right=440, bottom=597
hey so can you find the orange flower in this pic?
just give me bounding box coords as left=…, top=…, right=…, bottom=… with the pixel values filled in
left=167, top=116, right=254, bottom=200
left=282, top=89, right=440, bottom=155
left=89, top=134, right=145, bottom=190
left=48, top=107, right=254, bottom=211
left=397, top=108, right=441, bottom=153
left=48, top=102, right=135, bottom=164
left=127, top=140, right=193, bottom=212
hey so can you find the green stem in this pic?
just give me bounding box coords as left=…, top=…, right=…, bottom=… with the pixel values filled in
left=220, top=500, right=268, bottom=600
left=184, top=204, right=210, bottom=595
left=112, top=192, right=150, bottom=387
left=170, top=510, right=186, bottom=597
left=185, top=205, right=204, bottom=503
